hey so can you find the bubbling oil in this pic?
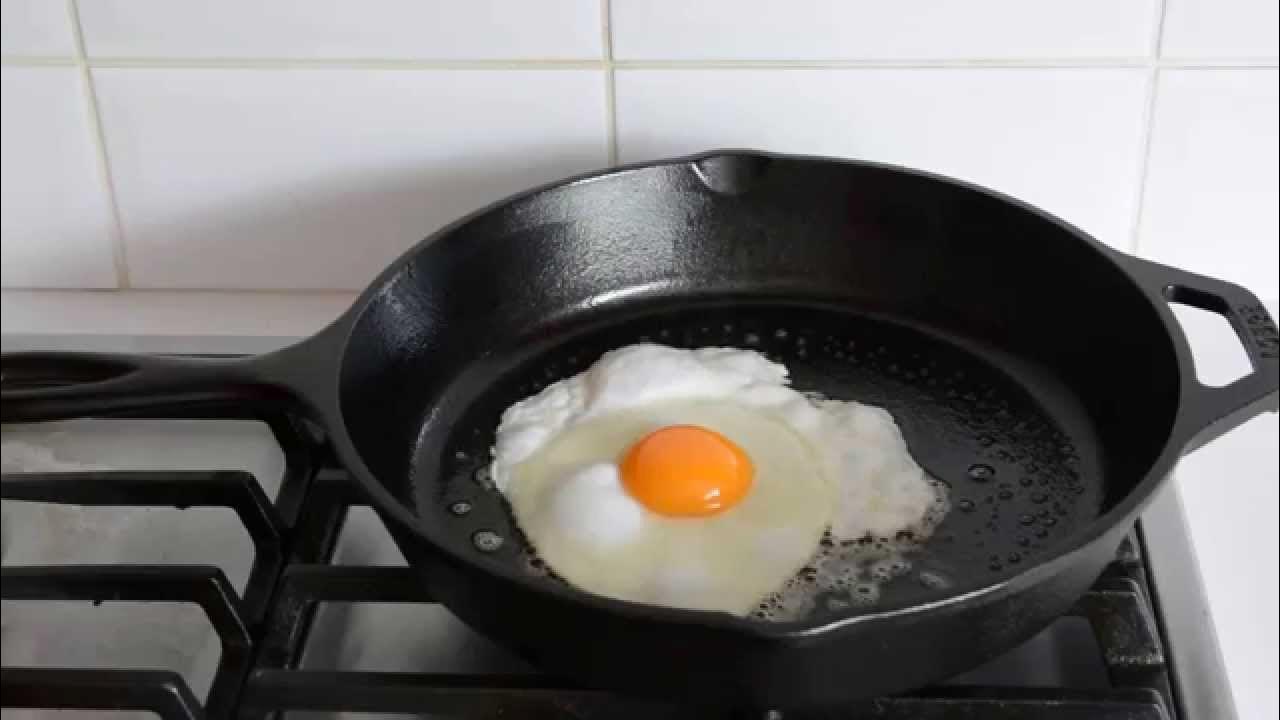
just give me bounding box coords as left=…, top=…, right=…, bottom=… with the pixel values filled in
left=752, top=476, right=951, bottom=622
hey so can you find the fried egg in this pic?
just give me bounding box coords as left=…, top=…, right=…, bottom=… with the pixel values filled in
left=490, top=344, right=946, bottom=617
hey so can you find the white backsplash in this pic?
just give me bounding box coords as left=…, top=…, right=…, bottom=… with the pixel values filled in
left=609, top=0, right=1161, bottom=60
left=615, top=67, right=1149, bottom=248
left=1, top=0, right=1277, bottom=324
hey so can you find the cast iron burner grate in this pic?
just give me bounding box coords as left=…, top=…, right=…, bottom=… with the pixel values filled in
left=1, top=402, right=1181, bottom=719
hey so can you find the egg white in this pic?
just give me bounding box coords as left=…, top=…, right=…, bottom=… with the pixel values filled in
left=504, top=400, right=832, bottom=615
left=490, top=344, right=946, bottom=617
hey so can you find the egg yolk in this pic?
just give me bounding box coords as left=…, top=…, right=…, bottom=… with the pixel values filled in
left=620, top=425, right=754, bottom=517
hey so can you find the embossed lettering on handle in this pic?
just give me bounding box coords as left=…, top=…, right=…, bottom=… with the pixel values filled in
left=1120, top=254, right=1279, bottom=454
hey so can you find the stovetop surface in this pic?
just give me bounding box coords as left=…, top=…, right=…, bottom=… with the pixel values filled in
left=1, top=405, right=1183, bottom=720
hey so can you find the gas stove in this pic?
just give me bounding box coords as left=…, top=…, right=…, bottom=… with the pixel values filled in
left=0, top=334, right=1234, bottom=719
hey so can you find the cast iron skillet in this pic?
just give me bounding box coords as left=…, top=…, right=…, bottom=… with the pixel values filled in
left=3, top=150, right=1277, bottom=708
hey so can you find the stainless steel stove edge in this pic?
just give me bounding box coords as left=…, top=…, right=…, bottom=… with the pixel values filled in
left=1141, top=482, right=1236, bottom=720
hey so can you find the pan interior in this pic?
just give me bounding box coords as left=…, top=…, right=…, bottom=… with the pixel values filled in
left=408, top=299, right=1105, bottom=622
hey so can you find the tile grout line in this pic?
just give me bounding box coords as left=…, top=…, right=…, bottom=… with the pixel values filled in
left=608, top=57, right=1277, bottom=69
left=1127, top=0, right=1172, bottom=256
left=74, top=57, right=606, bottom=70
left=601, top=0, right=619, bottom=165
left=2, top=56, right=1277, bottom=70
left=65, top=0, right=131, bottom=289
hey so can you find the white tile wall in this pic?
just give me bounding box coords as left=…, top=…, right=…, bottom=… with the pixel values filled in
left=612, top=0, right=1159, bottom=61
left=0, top=66, right=117, bottom=288
left=617, top=68, right=1149, bottom=248
left=1138, top=68, right=1279, bottom=299
left=76, top=0, right=603, bottom=60
left=93, top=67, right=607, bottom=289
left=1161, top=0, right=1279, bottom=59
left=0, top=0, right=1276, bottom=305
left=0, top=0, right=76, bottom=56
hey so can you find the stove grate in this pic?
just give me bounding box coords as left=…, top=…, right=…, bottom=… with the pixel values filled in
left=1, top=405, right=1179, bottom=719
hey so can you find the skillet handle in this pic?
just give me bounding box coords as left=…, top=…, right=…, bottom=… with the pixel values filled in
left=0, top=348, right=310, bottom=424
left=1123, top=255, right=1279, bottom=454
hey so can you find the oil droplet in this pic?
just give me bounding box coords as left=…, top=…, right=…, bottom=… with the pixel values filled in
left=774, top=328, right=789, bottom=339
left=1034, top=527, right=1049, bottom=538
left=472, top=530, right=504, bottom=552
left=997, top=489, right=1014, bottom=500
left=473, top=466, right=493, bottom=488
left=454, top=451, right=469, bottom=462
left=1019, top=514, right=1036, bottom=526
left=967, top=464, right=996, bottom=482
left=957, top=498, right=976, bottom=512
left=1007, top=552, right=1022, bottom=564
left=449, top=501, right=472, bottom=516
left=1019, top=477, right=1034, bottom=487
left=1017, top=536, right=1031, bottom=547
left=1031, top=492, right=1049, bottom=504
left=1042, top=516, right=1058, bottom=527
left=988, top=560, right=1003, bottom=571
left=744, top=333, right=761, bottom=346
